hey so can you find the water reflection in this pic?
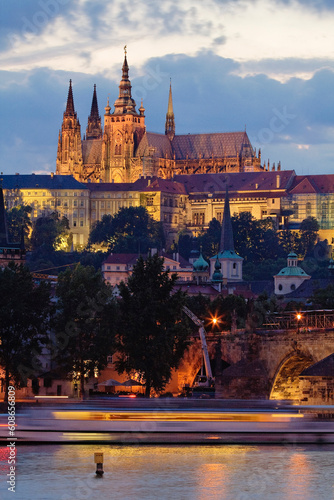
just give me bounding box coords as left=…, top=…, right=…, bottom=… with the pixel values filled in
left=1, top=444, right=333, bottom=500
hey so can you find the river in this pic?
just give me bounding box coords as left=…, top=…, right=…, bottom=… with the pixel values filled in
left=1, top=444, right=334, bottom=500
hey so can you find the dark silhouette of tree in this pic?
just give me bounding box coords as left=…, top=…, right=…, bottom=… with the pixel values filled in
left=0, top=263, right=51, bottom=400
left=299, top=217, right=319, bottom=256
left=6, top=204, right=32, bottom=248
left=31, top=212, right=71, bottom=252
left=115, top=254, right=191, bottom=396
left=54, top=264, right=116, bottom=398
left=89, top=206, right=165, bottom=253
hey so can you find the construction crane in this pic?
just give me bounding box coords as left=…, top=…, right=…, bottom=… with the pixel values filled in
left=182, top=306, right=213, bottom=386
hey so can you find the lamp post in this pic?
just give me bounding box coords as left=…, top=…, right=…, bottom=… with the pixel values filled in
left=296, top=313, right=302, bottom=334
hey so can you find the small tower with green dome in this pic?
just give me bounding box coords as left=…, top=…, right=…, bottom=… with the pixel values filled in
left=274, top=252, right=310, bottom=295
left=192, top=247, right=209, bottom=284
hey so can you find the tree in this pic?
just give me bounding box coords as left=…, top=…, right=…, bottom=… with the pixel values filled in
left=198, top=218, right=221, bottom=259
left=54, top=264, right=116, bottom=398
left=299, top=217, right=319, bottom=256
left=0, top=263, right=51, bottom=400
left=30, top=212, right=71, bottom=252
left=6, top=204, right=32, bottom=247
left=311, top=283, right=334, bottom=309
left=89, top=206, right=165, bottom=253
left=116, top=254, right=192, bottom=396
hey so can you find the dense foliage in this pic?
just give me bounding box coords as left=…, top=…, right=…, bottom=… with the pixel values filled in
left=0, top=263, right=51, bottom=399
left=115, top=254, right=192, bottom=396
left=54, top=264, right=116, bottom=398
left=89, top=206, right=165, bottom=253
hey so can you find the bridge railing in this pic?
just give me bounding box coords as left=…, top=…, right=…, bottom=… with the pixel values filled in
left=263, top=310, right=334, bottom=331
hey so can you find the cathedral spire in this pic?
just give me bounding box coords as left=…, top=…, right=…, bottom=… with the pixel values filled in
left=65, top=79, right=75, bottom=116
left=113, top=46, right=137, bottom=115
left=86, top=84, right=102, bottom=139
left=165, top=79, right=175, bottom=140
left=90, top=84, right=99, bottom=119
left=220, top=185, right=234, bottom=252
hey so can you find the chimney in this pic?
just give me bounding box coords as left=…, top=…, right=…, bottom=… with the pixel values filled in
left=276, top=174, right=280, bottom=189
left=51, top=172, right=54, bottom=179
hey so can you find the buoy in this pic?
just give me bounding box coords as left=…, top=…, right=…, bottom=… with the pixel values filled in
left=94, top=452, right=104, bottom=476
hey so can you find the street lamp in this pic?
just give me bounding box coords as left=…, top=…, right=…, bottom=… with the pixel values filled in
left=296, top=313, right=302, bottom=334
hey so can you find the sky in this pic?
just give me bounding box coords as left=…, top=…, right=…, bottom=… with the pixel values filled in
left=1, top=0, right=334, bottom=176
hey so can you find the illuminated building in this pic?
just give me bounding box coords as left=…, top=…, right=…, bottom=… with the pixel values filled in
left=56, top=49, right=265, bottom=183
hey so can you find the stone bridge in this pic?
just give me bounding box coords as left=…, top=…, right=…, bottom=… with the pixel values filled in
left=178, top=328, right=334, bottom=402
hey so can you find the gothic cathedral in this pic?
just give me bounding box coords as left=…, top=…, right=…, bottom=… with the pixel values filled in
left=56, top=49, right=265, bottom=183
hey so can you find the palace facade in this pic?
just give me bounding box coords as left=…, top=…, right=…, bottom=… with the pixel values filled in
left=3, top=170, right=334, bottom=249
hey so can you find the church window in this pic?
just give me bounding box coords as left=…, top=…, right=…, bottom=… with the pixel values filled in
left=278, top=284, right=283, bottom=291
left=115, top=144, right=121, bottom=155
left=293, top=203, right=299, bottom=219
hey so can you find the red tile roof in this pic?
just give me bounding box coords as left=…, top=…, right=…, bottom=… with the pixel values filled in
left=174, top=170, right=296, bottom=195
left=288, top=175, right=334, bottom=194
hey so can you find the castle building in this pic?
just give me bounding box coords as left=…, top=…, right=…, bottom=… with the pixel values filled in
left=56, top=49, right=265, bottom=184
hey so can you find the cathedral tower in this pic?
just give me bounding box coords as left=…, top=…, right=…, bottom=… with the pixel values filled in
left=85, top=84, right=102, bottom=140
left=56, top=80, right=83, bottom=179
left=101, top=47, right=146, bottom=183
left=165, top=80, right=175, bottom=141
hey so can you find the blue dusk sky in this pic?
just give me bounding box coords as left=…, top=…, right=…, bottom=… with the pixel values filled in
left=1, top=0, right=334, bottom=176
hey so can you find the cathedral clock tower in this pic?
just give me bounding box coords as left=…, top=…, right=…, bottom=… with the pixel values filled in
left=101, top=47, right=146, bottom=183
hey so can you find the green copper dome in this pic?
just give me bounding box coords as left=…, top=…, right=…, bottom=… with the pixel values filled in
left=193, top=253, right=209, bottom=271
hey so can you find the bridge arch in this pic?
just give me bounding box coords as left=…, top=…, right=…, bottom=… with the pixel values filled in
left=270, top=351, right=315, bottom=401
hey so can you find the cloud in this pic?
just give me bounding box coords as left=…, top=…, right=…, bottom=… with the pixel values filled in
left=1, top=51, right=334, bottom=176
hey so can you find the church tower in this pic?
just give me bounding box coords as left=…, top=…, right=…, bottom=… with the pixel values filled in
left=165, top=80, right=175, bottom=141
left=85, top=84, right=102, bottom=140
left=101, top=47, right=146, bottom=183
left=56, top=80, right=83, bottom=179
left=210, top=186, right=243, bottom=282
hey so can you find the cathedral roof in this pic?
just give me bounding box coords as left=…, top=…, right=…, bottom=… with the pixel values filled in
left=172, top=131, right=253, bottom=160
left=136, top=132, right=173, bottom=159
left=82, top=139, right=103, bottom=164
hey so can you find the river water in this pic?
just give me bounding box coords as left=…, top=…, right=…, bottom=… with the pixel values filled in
left=1, top=444, right=334, bottom=500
